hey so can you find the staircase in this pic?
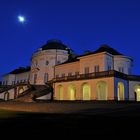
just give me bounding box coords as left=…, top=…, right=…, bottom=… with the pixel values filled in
left=14, top=85, right=52, bottom=102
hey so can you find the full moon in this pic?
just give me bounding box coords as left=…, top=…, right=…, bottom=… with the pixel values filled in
left=18, top=16, right=25, bottom=23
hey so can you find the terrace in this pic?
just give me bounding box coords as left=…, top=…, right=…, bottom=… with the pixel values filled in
left=53, top=70, right=140, bottom=82
left=54, top=70, right=125, bottom=82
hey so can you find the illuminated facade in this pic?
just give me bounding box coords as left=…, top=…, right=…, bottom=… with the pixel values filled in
left=1, top=40, right=140, bottom=101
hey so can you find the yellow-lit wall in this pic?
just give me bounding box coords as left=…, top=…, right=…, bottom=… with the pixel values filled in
left=79, top=53, right=106, bottom=74
left=55, top=61, right=80, bottom=77
left=54, top=77, right=114, bottom=100
left=129, top=81, right=140, bottom=101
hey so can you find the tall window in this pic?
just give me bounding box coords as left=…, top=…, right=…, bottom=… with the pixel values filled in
left=2, top=81, right=5, bottom=85
left=96, top=81, right=108, bottom=100
left=85, top=67, right=89, bottom=74
left=108, top=65, right=111, bottom=71
left=34, top=74, right=37, bottom=84
left=44, top=73, right=48, bottom=83
left=128, top=68, right=131, bottom=74
left=82, top=83, right=91, bottom=100
left=118, top=67, right=124, bottom=73
left=46, top=60, right=49, bottom=65
left=68, top=72, right=72, bottom=76
left=6, top=81, right=8, bottom=85
left=62, top=73, right=65, bottom=77
left=117, top=82, right=125, bottom=101
left=35, top=60, right=38, bottom=66
left=57, top=61, right=61, bottom=64
left=94, top=65, right=99, bottom=72
left=75, top=72, right=79, bottom=75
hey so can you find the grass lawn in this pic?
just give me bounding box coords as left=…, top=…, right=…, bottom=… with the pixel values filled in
left=0, top=102, right=140, bottom=137
left=0, top=109, right=24, bottom=119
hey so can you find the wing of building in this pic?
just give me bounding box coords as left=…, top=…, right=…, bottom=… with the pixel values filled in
left=1, top=40, right=140, bottom=102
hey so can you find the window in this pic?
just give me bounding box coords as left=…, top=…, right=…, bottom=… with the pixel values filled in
left=85, top=67, right=89, bottom=74
left=46, top=60, right=49, bottom=65
left=57, top=61, right=61, bottom=64
left=68, top=73, right=72, bottom=76
left=12, top=81, right=15, bottom=85
left=62, top=73, right=65, bottom=77
left=128, top=68, right=131, bottom=74
left=108, top=65, right=111, bottom=71
left=44, top=73, right=48, bottom=82
left=118, top=67, right=124, bottom=73
left=35, top=60, right=38, bottom=66
left=56, top=75, right=59, bottom=78
left=75, top=72, right=79, bottom=75
left=94, top=65, right=99, bottom=72
left=34, top=74, right=37, bottom=84
left=2, top=81, right=5, bottom=85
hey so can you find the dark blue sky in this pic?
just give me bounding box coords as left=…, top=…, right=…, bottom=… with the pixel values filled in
left=0, top=0, right=140, bottom=79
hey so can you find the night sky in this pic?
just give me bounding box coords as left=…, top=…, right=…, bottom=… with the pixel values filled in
left=0, top=0, right=140, bottom=79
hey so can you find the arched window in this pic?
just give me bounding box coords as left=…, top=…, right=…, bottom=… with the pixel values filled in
left=117, top=82, right=125, bottom=101
left=18, top=87, right=24, bottom=95
left=68, top=85, right=76, bottom=100
left=96, top=81, right=108, bottom=100
left=82, top=83, right=91, bottom=100
left=134, top=85, right=140, bottom=101
left=4, top=92, right=9, bottom=101
left=58, top=85, right=64, bottom=100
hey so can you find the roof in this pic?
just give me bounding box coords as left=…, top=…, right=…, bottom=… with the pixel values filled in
left=56, top=56, right=79, bottom=66
left=9, top=66, right=31, bottom=74
left=94, top=44, right=122, bottom=55
left=78, top=44, right=123, bottom=58
left=56, top=44, right=124, bottom=66
left=41, top=40, right=68, bottom=50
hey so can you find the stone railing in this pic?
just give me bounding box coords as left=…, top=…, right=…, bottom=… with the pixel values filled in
left=53, top=70, right=131, bottom=82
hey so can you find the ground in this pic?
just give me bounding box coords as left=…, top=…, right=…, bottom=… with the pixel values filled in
left=0, top=101, right=140, bottom=138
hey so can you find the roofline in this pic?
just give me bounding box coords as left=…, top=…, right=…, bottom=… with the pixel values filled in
left=2, top=73, right=15, bottom=77
left=55, top=60, right=79, bottom=67
left=13, top=71, right=31, bottom=75
left=78, top=51, right=133, bottom=61
left=114, top=55, right=133, bottom=61
left=2, top=70, right=30, bottom=76
left=78, top=52, right=110, bottom=59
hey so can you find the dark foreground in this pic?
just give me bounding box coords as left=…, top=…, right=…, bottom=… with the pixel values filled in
left=0, top=101, right=140, bottom=137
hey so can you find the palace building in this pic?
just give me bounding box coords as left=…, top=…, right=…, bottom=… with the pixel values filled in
left=1, top=40, right=140, bottom=102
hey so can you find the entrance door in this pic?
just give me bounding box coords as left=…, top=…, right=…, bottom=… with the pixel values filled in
left=58, top=85, right=63, bottom=100
left=135, top=85, right=140, bottom=101
left=82, top=84, right=91, bottom=100
left=118, top=82, right=125, bottom=101
left=68, top=85, right=76, bottom=100
left=96, top=81, right=108, bottom=100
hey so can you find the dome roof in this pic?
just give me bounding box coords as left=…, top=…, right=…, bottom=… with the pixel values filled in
left=94, top=44, right=122, bottom=55
left=41, top=40, right=68, bottom=50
